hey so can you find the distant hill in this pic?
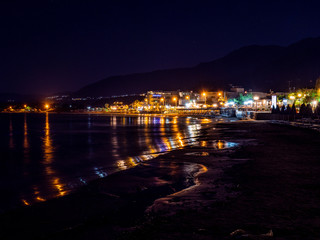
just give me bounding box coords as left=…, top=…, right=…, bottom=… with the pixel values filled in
left=75, top=37, right=320, bottom=97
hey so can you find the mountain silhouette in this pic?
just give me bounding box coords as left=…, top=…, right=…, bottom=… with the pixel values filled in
left=75, top=37, right=320, bottom=97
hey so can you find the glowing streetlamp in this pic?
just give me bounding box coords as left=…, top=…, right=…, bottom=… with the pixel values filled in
left=297, top=93, right=302, bottom=98
left=202, top=92, right=207, bottom=105
left=289, top=95, right=295, bottom=100
left=312, top=100, right=318, bottom=108
left=172, top=97, right=177, bottom=108
left=45, top=104, right=49, bottom=111
left=160, top=97, right=165, bottom=109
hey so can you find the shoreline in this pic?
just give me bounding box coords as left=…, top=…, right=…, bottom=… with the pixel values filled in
left=0, top=113, right=221, bottom=214
left=0, top=111, right=217, bottom=118
left=1, top=121, right=320, bottom=239
left=0, top=119, right=237, bottom=239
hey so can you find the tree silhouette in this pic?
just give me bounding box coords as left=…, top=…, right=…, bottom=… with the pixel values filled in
left=291, top=103, right=296, bottom=115
left=300, top=103, right=306, bottom=116
left=306, top=103, right=313, bottom=117
left=285, top=105, right=291, bottom=114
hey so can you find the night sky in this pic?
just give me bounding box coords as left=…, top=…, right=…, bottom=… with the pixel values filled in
left=2, top=0, right=320, bottom=95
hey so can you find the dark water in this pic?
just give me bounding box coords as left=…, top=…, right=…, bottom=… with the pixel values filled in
left=0, top=113, right=210, bottom=211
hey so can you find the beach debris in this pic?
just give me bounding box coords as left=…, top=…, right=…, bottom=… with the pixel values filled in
left=230, top=229, right=273, bottom=239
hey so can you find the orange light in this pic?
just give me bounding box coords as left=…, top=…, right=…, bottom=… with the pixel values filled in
left=186, top=96, right=190, bottom=100
left=173, top=97, right=177, bottom=101
left=160, top=98, right=164, bottom=102
left=289, top=96, right=295, bottom=100
left=202, top=92, right=206, bottom=96
left=218, top=92, right=222, bottom=96
left=45, top=104, right=49, bottom=109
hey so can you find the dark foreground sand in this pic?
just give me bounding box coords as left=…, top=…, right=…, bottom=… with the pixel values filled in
left=1, top=121, right=320, bottom=239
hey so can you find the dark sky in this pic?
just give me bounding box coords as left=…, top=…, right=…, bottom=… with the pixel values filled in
left=1, top=0, right=320, bottom=95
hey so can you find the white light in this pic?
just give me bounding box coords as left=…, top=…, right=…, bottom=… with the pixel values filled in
left=185, top=103, right=192, bottom=108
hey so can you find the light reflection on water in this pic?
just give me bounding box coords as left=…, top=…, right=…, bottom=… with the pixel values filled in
left=114, top=116, right=200, bottom=171
left=0, top=114, right=211, bottom=209
left=197, top=140, right=238, bottom=149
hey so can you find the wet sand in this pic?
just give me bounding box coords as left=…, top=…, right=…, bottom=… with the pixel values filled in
left=1, top=121, right=320, bottom=239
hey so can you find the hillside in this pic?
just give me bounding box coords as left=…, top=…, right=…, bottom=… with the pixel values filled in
left=75, top=37, right=320, bottom=97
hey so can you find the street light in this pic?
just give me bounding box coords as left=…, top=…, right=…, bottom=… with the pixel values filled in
left=172, top=97, right=177, bottom=108
left=160, top=97, right=165, bottom=110
left=312, top=100, right=318, bottom=108
left=202, top=92, right=206, bottom=105
left=45, top=104, right=49, bottom=111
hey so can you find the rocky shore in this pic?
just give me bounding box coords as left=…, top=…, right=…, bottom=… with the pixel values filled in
left=1, top=121, right=320, bottom=239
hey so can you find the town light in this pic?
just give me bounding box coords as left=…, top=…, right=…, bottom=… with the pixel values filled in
left=185, top=96, right=190, bottom=100
left=218, top=92, right=222, bottom=96
left=253, top=96, right=259, bottom=101
left=202, top=92, right=207, bottom=105
left=289, top=95, right=295, bottom=100
left=297, top=93, right=302, bottom=98
left=160, top=98, right=164, bottom=102
left=172, top=97, right=177, bottom=107
left=45, top=104, right=49, bottom=110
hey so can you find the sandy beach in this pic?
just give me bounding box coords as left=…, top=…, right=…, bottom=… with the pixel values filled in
left=0, top=120, right=320, bottom=239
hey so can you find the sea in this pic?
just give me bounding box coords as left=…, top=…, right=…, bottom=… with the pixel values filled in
left=0, top=113, right=212, bottom=212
